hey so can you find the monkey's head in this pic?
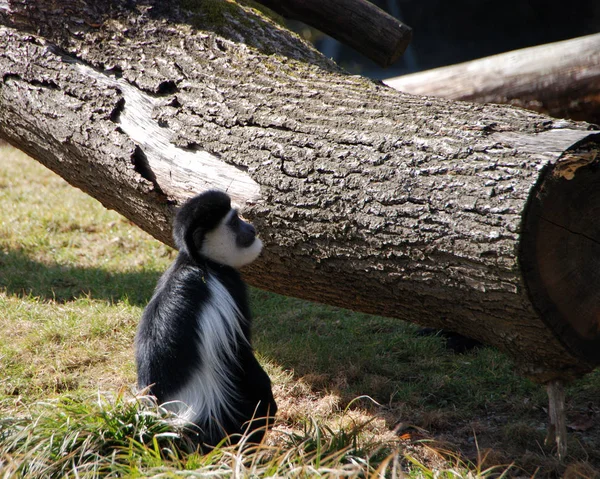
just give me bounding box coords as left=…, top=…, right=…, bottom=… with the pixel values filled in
left=173, top=190, right=263, bottom=269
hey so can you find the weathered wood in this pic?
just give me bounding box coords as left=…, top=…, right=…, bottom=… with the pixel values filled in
left=255, top=0, right=412, bottom=67
left=1, top=0, right=600, bottom=383
left=384, top=34, right=600, bottom=124
left=546, top=380, right=567, bottom=460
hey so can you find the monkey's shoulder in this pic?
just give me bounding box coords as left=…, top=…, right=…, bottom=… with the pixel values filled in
left=153, top=256, right=247, bottom=308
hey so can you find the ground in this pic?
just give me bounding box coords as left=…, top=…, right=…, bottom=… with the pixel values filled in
left=1, top=143, right=599, bottom=477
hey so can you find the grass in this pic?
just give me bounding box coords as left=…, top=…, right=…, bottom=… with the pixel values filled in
left=1, top=143, right=600, bottom=477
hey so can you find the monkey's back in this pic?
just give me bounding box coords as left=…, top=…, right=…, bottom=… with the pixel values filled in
left=135, top=255, right=213, bottom=401
left=135, top=254, right=276, bottom=445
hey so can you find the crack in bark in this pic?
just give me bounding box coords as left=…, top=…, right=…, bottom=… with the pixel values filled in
left=132, top=144, right=165, bottom=195
left=2, top=72, right=20, bottom=83
left=110, top=96, right=125, bottom=123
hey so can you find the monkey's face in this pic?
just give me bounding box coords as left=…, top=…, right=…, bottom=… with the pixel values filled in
left=201, top=209, right=263, bottom=269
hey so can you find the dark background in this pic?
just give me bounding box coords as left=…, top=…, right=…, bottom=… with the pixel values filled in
left=295, top=0, right=600, bottom=79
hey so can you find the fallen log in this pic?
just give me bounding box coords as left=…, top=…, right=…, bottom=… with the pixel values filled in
left=384, top=34, right=600, bottom=124
left=1, top=0, right=599, bottom=390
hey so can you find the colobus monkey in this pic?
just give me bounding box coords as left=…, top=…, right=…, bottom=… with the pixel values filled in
left=135, top=190, right=277, bottom=447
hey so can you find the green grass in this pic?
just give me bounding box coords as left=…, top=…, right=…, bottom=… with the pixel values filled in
left=1, top=144, right=600, bottom=477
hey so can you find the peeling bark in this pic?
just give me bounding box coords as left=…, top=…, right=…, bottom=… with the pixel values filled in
left=1, top=0, right=600, bottom=382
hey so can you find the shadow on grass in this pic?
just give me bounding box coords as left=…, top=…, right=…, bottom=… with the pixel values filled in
left=4, top=247, right=600, bottom=475
left=0, top=248, right=159, bottom=306
left=248, top=289, right=600, bottom=476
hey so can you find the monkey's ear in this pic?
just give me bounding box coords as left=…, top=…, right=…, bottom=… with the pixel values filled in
left=191, top=227, right=206, bottom=251
left=181, top=221, right=209, bottom=264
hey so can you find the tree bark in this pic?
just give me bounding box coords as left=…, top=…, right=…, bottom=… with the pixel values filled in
left=384, top=34, right=600, bottom=125
left=1, top=0, right=599, bottom=383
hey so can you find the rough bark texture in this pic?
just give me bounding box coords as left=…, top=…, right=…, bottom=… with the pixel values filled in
left=385, top=33, right=600, bottom=125
left=1, top=0, right=600, bottom=382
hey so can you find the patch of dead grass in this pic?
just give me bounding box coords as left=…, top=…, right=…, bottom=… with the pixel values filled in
left=2, top=144, right=600, bottom=477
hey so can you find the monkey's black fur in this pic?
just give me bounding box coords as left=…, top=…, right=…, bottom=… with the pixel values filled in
left=135, top=191, right=276, bottom=447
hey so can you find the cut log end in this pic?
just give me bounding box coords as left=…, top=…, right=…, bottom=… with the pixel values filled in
left=520, top=133, right=600, bottom=369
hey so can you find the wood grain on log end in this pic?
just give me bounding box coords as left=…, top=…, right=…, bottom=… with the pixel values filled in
left=521, top=133, right=600, bottom=366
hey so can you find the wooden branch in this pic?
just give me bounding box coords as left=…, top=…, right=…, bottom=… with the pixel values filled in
left=546, top=380, right=567, bottom=460
left=255, top=0, right=412, bottom=67
left=384, top=34, right=600, bottom=124
left=1, top=0, right=600, bottom=384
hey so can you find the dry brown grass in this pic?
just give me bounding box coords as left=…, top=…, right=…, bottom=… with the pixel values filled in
left=2, top=144, right=600, bottom=477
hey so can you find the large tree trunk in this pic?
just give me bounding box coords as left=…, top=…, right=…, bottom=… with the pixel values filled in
left=1, top=0, right=599, bottom=383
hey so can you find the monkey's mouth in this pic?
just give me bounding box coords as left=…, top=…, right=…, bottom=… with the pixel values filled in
left=236, top=233, right=257, bottom=249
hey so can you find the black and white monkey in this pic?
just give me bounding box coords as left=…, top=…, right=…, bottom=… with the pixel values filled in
left=135, top=190, right=277, bottom=447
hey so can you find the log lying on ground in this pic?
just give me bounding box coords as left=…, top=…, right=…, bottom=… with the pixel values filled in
left=1, top=0, right=600, bottom=384
left=254, top=0, right=412, bottom=67
left=385, top=34, right=600, bottom=124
